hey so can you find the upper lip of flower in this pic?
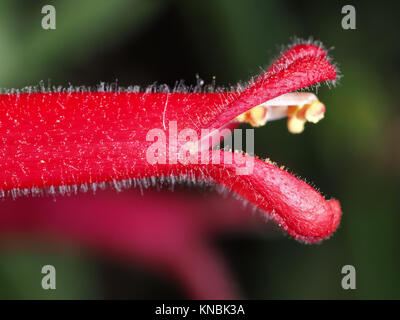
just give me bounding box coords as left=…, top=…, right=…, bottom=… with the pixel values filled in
left=0, top=41, right=341, bottom=243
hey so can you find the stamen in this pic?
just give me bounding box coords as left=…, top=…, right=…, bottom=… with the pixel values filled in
left=300, top=100, right=326, bottom=123
left=287, top=106, right=306, bottom=134
left=235, top=92, right=326, bottom=134
left=236, top=105, right=268, bottom=127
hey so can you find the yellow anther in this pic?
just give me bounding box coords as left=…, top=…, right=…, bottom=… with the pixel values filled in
left=248, top=105, right=268, bottom=127
left=236, top=105, right=267, bottom=127
left=236, top=112, right=247, bottom=123
left=287, top=99, right=325, bottom=134
left=287, top=115, right=306, bottom=134
left=304, top=100, right=325, bottom=123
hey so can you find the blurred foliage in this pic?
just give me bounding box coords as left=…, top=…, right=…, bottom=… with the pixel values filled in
left=0, top=0, right=399, bottom=299
left=0, top=249, right=98, bottom=299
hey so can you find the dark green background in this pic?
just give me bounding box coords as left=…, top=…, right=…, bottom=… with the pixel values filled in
left=0, top=0, right=399, bottom=299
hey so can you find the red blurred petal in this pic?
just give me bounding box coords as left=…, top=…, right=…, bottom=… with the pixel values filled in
left=0, top=190, right=253, bottom=299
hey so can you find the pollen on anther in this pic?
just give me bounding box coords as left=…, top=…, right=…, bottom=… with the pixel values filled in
left=236, top=105, right=267, bottom=127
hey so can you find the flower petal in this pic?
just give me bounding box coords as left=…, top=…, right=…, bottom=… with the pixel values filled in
left=123, top=150, right=342, bottom=243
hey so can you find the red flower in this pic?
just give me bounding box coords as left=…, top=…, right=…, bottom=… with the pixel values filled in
left=0, top=41, right=341, bottom=244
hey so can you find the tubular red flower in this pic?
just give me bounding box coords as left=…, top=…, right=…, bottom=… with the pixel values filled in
left=0, top=42, right=341, bottom=243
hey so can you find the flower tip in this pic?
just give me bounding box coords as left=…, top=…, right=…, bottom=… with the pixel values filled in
left=294, top=198, right=342, bottom=244
left=328, top=198, right=342, bottom=234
